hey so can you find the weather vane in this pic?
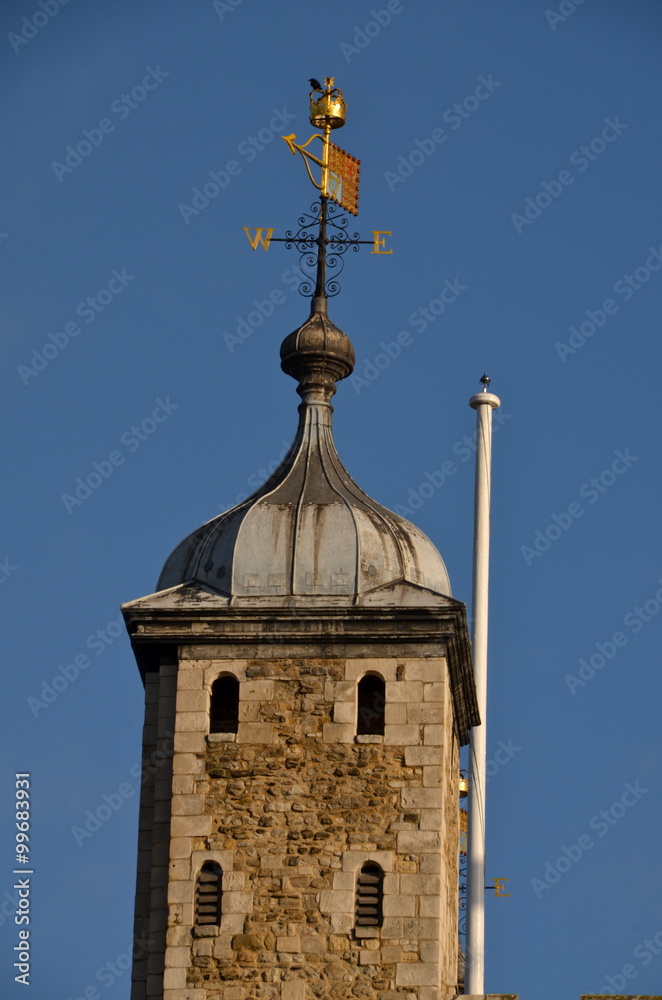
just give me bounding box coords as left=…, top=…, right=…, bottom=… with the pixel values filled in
left=243, top=77, right=392, bottom=303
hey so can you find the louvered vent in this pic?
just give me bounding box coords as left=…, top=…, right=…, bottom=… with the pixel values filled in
left=210, top=675, right=239, bottom=734
left=355, top=862, right=384, bottom=927
left=195, top=862, right=222, bottom=926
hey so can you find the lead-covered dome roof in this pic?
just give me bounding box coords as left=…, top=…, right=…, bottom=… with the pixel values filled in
left=158, top=307, right=452, bottom=602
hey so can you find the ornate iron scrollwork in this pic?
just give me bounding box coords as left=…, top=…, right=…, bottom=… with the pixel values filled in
left=283, top=199, right=361, bottom=298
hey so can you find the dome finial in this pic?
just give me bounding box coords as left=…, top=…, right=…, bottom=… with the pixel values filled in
left=280, top=310, right=355, bottom=404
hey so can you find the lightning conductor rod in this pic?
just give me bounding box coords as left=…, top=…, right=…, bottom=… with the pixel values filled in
left=465, top=372, right=501, bottom=996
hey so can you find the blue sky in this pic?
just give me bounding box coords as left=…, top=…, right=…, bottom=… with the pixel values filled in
left=2, top=2, right=662, bottom=998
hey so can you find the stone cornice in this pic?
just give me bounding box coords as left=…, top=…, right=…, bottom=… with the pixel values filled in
left=123, top=602, right=479, bottom=745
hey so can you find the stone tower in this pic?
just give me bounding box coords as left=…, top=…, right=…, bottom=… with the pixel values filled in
left=122, top=79, right=478, bottom=1000
left=122, top=296, right=478, bottom=1000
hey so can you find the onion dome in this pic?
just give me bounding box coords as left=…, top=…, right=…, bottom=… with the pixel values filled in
left=158, top=304, right=452, bottom=604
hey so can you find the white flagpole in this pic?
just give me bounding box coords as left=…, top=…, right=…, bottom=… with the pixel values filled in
left=465, top=374, right=500, bottom=995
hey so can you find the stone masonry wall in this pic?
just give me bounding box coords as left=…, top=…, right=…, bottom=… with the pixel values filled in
left=162, top=654, right=460, bottom=1000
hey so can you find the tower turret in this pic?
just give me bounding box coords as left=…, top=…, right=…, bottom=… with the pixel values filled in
left=122, top=79, right=478, bottom=1000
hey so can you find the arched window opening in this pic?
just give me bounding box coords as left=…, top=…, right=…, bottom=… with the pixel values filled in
left=195, top=862, right=222, bottom=926
left=355, top=862, right=384, bottom=928
left=210, top=675, right=239, bottom=734
left=357, top=674, right=385, bottom=735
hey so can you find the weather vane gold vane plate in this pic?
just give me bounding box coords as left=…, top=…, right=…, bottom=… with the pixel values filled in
left=326, top=141, right=360, bottom=215
left=282, top=77, right=361, bottom=215
left=242, top=78, right=392, bottom=301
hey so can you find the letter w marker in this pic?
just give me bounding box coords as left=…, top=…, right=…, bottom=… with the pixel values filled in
left=243, top=227, right=274, bottom=250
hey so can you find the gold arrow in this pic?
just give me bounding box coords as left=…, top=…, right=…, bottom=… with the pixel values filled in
left=282, top=133, right=300, bottom=156
left=282, top=132, right=326, bottom=190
